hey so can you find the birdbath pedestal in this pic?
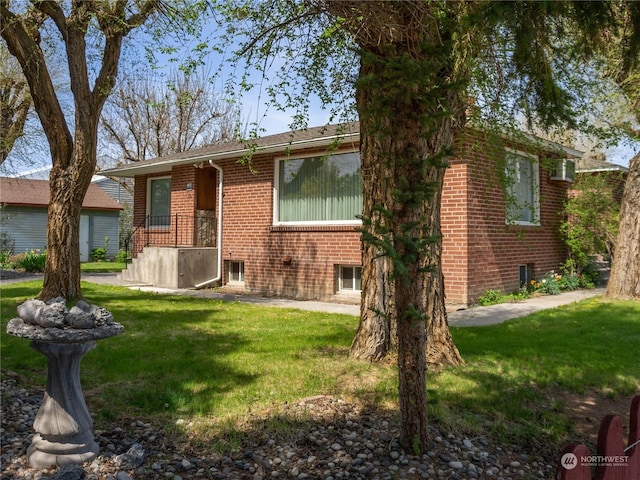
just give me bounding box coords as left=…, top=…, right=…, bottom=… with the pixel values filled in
left=6, top=298, right=123, bottom=469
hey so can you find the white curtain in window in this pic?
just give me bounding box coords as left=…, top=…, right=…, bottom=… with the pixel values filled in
left=506, top=153, right=537, bottom=224
left=514, top=156, right=534, bottom=223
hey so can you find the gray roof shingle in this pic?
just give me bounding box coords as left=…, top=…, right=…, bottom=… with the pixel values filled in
left=0, top=177, right=124, bottom=210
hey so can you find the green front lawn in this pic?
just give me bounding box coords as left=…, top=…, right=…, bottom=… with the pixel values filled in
left=432, top=297, right=639, bottom=451
left=1, top=281, right=638, bottom=456
left=81, top=261, right=127, bottom=273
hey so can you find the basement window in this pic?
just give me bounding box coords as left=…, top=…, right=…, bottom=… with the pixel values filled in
left=519, top=264, right=533, bottom=289
left=228, top=261, right=244, bottom=283
left=339, top=265, right=362, bottom=292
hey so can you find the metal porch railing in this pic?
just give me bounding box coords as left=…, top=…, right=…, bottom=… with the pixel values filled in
left=123, top=214, right=216, bottom=264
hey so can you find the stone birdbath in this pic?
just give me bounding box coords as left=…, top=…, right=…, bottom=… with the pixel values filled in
left=6, top=297, right=124, bottom=469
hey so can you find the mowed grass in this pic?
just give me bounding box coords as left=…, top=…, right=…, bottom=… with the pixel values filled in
left=1, top=281, right=638, bottom=455
left=432, top=297, right=640, bottom=450
left=0, top=281, right=396, bottom=426
left=81, top=262, right=127, bottom=273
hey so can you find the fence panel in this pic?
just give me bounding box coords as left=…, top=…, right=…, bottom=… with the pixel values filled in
left=555, top=395, right=640, bottom=480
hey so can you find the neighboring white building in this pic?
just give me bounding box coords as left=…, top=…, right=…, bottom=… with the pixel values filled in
left=0, top=177, right=123, bottom=261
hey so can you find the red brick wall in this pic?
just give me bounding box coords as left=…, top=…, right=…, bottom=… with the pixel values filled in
left=441, top=159, right=469, bottom=305
left=132, top=168, right=197, bottom=226
left=171, top=165, right=198, bottom=217
left=216, top=151, right=361, bottom=299
left=455, top=130, right=570, bottom=304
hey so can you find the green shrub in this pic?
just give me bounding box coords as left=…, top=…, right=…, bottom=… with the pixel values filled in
left=558, top=273, right=580, bottom=291
left=0, top=232, right=14, bottom=268
left=17, top=249, right=47, bottom=272
left=477, top=289, right=504, bottom=306
left=90, top=237, right=109, bottom=262
left=477, top=287, right=532, bottom=306
left=559, top=172, right=619, bottom=275
left=0, top=250, right=11, bottom=269
left=562, top=259, right=598, bottom=289
left=115, top=250, right=129, bottom=263
left=578, top=265, right=599, bottom=289
left=90, top=247, right=107, bottom=262
left=538, top=271, right=561, bottom=295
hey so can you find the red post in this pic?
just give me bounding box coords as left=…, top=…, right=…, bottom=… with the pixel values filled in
left=594, top=415, right=625, bottom=480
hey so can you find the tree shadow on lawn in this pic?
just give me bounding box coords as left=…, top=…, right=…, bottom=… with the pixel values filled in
left=430, top=366, right=637, bottom=456
left=450, top=300, right=639, bottom=393
left=84, top=311, right=258, bottom=421
left=2, top=283, right=261, bottom=423
left=439, top=301, right=640, bottom=453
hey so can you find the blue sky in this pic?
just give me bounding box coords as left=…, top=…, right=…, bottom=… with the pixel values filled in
left=2, top=15, right=638, bottom=176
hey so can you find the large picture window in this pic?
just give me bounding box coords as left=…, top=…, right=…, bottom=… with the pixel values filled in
left=147, top=177, right=171, bottom=227
left=275, top=152, right=362, bottom=224
left=505, top=151, right=540, bottom=225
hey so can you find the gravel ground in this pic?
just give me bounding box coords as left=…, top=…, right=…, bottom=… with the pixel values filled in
left=0, top=372, right=558, bottom=480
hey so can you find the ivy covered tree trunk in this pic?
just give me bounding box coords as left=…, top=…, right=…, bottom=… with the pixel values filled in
left=345, top=8, right=466, bottom=447
left=343, top=4, right=466, bottom=377
left=606, top=152, right=640, bottom=299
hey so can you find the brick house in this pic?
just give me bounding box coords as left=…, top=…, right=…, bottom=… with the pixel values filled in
left=103, top=123, right=580, bottom=306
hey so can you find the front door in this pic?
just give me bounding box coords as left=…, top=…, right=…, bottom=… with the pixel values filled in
left=196, top=168, right=217, bottom=247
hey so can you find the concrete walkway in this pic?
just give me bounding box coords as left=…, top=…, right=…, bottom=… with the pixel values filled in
left=1, top=272, right=606, bottom=327
left=446, top=288, right=605, bottom=326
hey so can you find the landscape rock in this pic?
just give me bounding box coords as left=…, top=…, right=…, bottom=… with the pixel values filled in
left=37, top=301, right=68, bottom=328
left=7, top=298, right=124, bottom=344
left=113, top=443, right=146, bottom=469
left=67, top=312, right=95, bottom=329
left=0, top=374, right=557, bottom=480
left=13, top=298, right=117, bottom=331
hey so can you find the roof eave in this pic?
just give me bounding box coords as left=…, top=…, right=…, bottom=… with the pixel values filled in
left=102, top=132, right=361, bottom=178
left=2, top=203, right=124, bottom=210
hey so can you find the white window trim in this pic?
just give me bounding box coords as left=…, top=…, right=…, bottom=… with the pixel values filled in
left=504, top=149, right=540, bottom=227
left=338, top=265, right=362, bottom=292
left=273, top=151, right=363, bottom=226
left=228, top=261, right=245, bottom=284
left=146, top=176, right=172, bottom=229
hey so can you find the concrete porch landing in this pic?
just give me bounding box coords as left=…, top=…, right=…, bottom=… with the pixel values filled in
left=118, top=247, right=218, bottom=289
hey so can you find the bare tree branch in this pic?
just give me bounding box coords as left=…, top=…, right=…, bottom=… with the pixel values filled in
left=1, top=1, right=73, bottom=165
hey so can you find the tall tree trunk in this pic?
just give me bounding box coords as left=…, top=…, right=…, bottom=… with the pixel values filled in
left=40, top=138, right=96, bottom=301
left=351, top=40, right=465, bottom=449
left=606, top=152, right=640, bottom=299
left=338, top=2, right=464, bottom=372
left=1, top=1, right=154, bottom=301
